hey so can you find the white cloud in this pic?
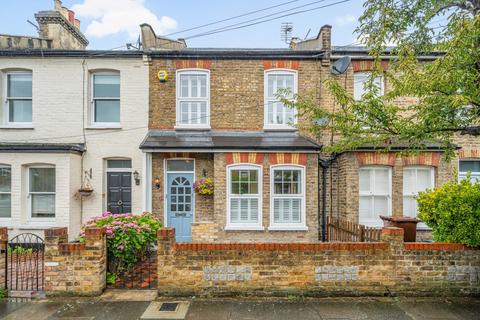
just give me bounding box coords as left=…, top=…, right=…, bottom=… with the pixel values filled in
left=335, top=14, right=357, bottom=26
left=72, top=0, right=177, bottom=39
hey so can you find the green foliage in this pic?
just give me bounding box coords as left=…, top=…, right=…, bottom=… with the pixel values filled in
left=8, top=246, right=33, bottom=255
left=0, top=287, right=6, bottom=301
left=289, top=0, right=480, bottom=157
left=81, top=212, right=162, bottom=277
left=417, top=177, right=480, bottom=247
left=106, top=272, right=117, bottom=285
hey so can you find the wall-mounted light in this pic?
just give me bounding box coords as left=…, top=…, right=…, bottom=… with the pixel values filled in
left=154, top=176, right=160, bottom=190
left=133, top=170, right=140, bottom=186
left=202, top=169, right=207, bottom=177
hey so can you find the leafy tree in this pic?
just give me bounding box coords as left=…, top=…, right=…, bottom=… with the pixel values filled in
left=290, top=0, right=480, bottom=158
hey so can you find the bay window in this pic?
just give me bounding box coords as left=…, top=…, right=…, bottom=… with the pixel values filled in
left=0, top=165, right=11, bottom=218
left=92, top=72, right=120, bottom=124
left=403, top=166, right=434, bottom=219
left=227, top=165, right=262, bottom=229
left=5, top=72, right=32, bottom=124
left=176, top=69, right=210, bottom=128
left=264, top=70, right=297, bottom=129
left=359, top=166, right=391, bottom=227
left=29, top=166, right=55, bottom=219
left=270, top=165, right=306, bottom=230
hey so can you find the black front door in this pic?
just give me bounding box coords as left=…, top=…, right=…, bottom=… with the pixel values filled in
left=107, top=172, right=132, bottom=214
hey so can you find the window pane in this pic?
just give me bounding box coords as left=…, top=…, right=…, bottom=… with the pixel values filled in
left=29, top=168, right=55, bottom=192
left=460, top=160, right=480, bottom=173
left=107, top=160, right=131, bottom=168
left=0, top=167, right=11, bottom=192
left=416, top=169, right=432, bottom=192
left=9, top=100, right=32, bottom=122
left=230, top=198, right=239, bottom=222
left=359, top=196, right=372, bottom=220
left=274, top=198, right=301, bottom=223
left=359, top=170, right=371, bottom=192
left=0, top=194, right=11, bottom=218
left=354, top=73, right=368, bottom=100
left=403, top=168, right=416, bottom=195
left=166, top=160, right=194, bottom=172
left=94, top=100, right=120, bottom=123
left=8, top=73, right=32, bottom=97
left=373, top=196, right=388, bottom=218
left=179, top=74, right=207, bottom=98
left=403, top=196, right=417, bottom=217
left=249, top=198, right=259, bottom=222
left=373, top=168, right=389, bottom=194
left=93, top=74, right=120, bottom=98
left=31, top=194, right=55, bottom=218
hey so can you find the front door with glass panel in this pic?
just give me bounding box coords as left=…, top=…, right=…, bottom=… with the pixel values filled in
left=166, top=160, right=194, bottom=242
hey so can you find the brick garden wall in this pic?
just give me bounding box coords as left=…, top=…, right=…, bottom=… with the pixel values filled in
left=44, top=227, right=106, bottom=296
left=157, top=227, right=480, bottom=297
left=0, top=228, right=7, bottom=290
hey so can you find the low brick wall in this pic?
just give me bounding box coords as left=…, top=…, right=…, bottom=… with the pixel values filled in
left=0, top=227, right=7, bottom=290
left=44, top=227, right=106, bottom=296
left=157, top=227, right=480, bottom=297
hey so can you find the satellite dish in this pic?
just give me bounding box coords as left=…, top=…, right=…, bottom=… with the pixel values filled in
left=331, top=56, right=351, bottom=75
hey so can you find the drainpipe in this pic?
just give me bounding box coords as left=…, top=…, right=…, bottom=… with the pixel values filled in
left=319, top=154, right=338, bottom=241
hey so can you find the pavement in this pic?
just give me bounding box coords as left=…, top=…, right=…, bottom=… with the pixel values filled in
left=0, top=290, right=479, bottom=320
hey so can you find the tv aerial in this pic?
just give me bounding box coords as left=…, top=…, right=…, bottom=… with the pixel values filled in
left=280, top=22, right=293, bottom=44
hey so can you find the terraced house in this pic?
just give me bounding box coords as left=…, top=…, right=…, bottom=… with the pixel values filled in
left=140, top=23, right=478, bottom=243
left=0, top=1, right=149, bottom=240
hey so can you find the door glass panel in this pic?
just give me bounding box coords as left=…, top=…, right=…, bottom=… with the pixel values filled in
left=107, top=160, right=131, bottom=168
left=167, top=160, right=194, bottom=172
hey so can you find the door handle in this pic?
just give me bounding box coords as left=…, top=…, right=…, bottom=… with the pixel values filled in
left=117, top=200, right=123, bottom=206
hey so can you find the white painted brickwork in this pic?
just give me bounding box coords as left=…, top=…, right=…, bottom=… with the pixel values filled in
left=0, top=57, right=149, bottom=239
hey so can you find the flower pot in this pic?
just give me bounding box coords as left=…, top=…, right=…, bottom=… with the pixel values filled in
left=380, top=215, right=420, bottom=242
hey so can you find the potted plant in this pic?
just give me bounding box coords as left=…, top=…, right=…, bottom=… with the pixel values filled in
left=194, top=178, right=214, bottom=196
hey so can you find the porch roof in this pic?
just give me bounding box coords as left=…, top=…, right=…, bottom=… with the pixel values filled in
left=140, top=130, right=321, bottom=152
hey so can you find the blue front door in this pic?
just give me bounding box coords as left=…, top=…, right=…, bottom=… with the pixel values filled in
left=166, top=173, right=194, bottom=242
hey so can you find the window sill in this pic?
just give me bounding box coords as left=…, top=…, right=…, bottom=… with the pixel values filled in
left=225, top=225, right=264, bottom=231
left=86, top=124, right=122, bottom=130
left=174, top=125, right=211, bottom=131
left=0, top=124, right=34, bottom=129
left=268, top=225, right=308, bottom=231
left=263, top=125, right=297, bottom=131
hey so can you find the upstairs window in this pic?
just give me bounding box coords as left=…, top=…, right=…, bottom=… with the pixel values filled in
left=0, top=165, right=11, bottom=218
left=459, top=160, right=480, bottom=183
left=176, top=70, right=210, bottom=128
left=29, top=166, right=55, bottom=219
left=403, top=166, right=434, bottom=218
left=264, top=70, right=297, bottom=129
left=359, top=166, right=391, bottom=227
left=354, top=72, right=384, bottom=100
left=270, top=165, right=306, bottom=229
left=92, top=73, right=120, bottom=124
left=5, top=72, right=32, bottom=123
left=227, top=165, right=262, bottom=229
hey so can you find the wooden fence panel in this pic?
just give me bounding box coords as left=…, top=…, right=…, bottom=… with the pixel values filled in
left=327, top=216, right=381, bottom=242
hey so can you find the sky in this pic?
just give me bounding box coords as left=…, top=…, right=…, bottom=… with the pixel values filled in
left=0, top=0, right=366, bottom=49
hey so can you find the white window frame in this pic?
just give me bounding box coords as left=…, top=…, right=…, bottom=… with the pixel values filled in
left=226, top=164, right=263, bottom=230
left=27, top=165, right=56, bottom=223
left=0, top=164, right=11, bottom=220
left=458, top=159, right=480, bottom=183
left=353, top=72, right=385, bottom=101
left=403, top=166, right=434, bottom=228
left=264, top=69, right=298, bottom=130
left=358, top=166, right=392, bottom=227
left=175, top=69, right=210, bottom=129
left=269, top=164, right=307, bottom=231
left=3, top=71, right=33, bottom=127
left=90, top=71, right=121, bottom=128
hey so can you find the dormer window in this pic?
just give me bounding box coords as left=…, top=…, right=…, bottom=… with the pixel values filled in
left=264, top=69, right=297, bottom=130
left=176, top=69, right=210, bottom=129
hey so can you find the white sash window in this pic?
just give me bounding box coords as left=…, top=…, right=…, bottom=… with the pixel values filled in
left=359, top=166, right=392, bottom=227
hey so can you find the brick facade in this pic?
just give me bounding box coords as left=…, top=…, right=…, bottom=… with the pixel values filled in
left=151, top=152, right=318, bottom=242
left=157, top=227, right=480, bottom=296
left=44, top=227, right=106, bottom=296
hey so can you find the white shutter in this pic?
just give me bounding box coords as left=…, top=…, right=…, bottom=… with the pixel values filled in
left=250, top=199, right=258, bottom=222
left=230, top=199, right=239, bottom=223
left=240, top=199, right=249, bottom=221
left=291, top=199, right=301, bottom=222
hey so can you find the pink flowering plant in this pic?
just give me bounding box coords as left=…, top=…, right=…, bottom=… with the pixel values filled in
left=194, top=178, right=214, bottom=196
left=80, top=212, right=161, bottom=278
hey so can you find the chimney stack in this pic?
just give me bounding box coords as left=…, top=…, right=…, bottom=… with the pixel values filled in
left=35, top=0, right=89, bottom=49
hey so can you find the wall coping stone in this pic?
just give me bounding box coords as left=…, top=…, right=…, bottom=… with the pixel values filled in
left=173, top=242, right=389, bottom=251
left=404, top=243, right=476, bottom=251
left=45, top=227, right=68, bottom=237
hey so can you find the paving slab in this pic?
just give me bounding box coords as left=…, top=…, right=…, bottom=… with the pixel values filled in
left=2, top=300, right=63, bottom=320
left=47, top=300, right=151, bottom=320
left=100, top=289, right=157, bottom=301
left=396, top=297, right=480, bottom=320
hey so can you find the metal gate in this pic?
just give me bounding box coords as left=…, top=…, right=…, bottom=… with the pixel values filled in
left=7, top=233, right=44, bottom=292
